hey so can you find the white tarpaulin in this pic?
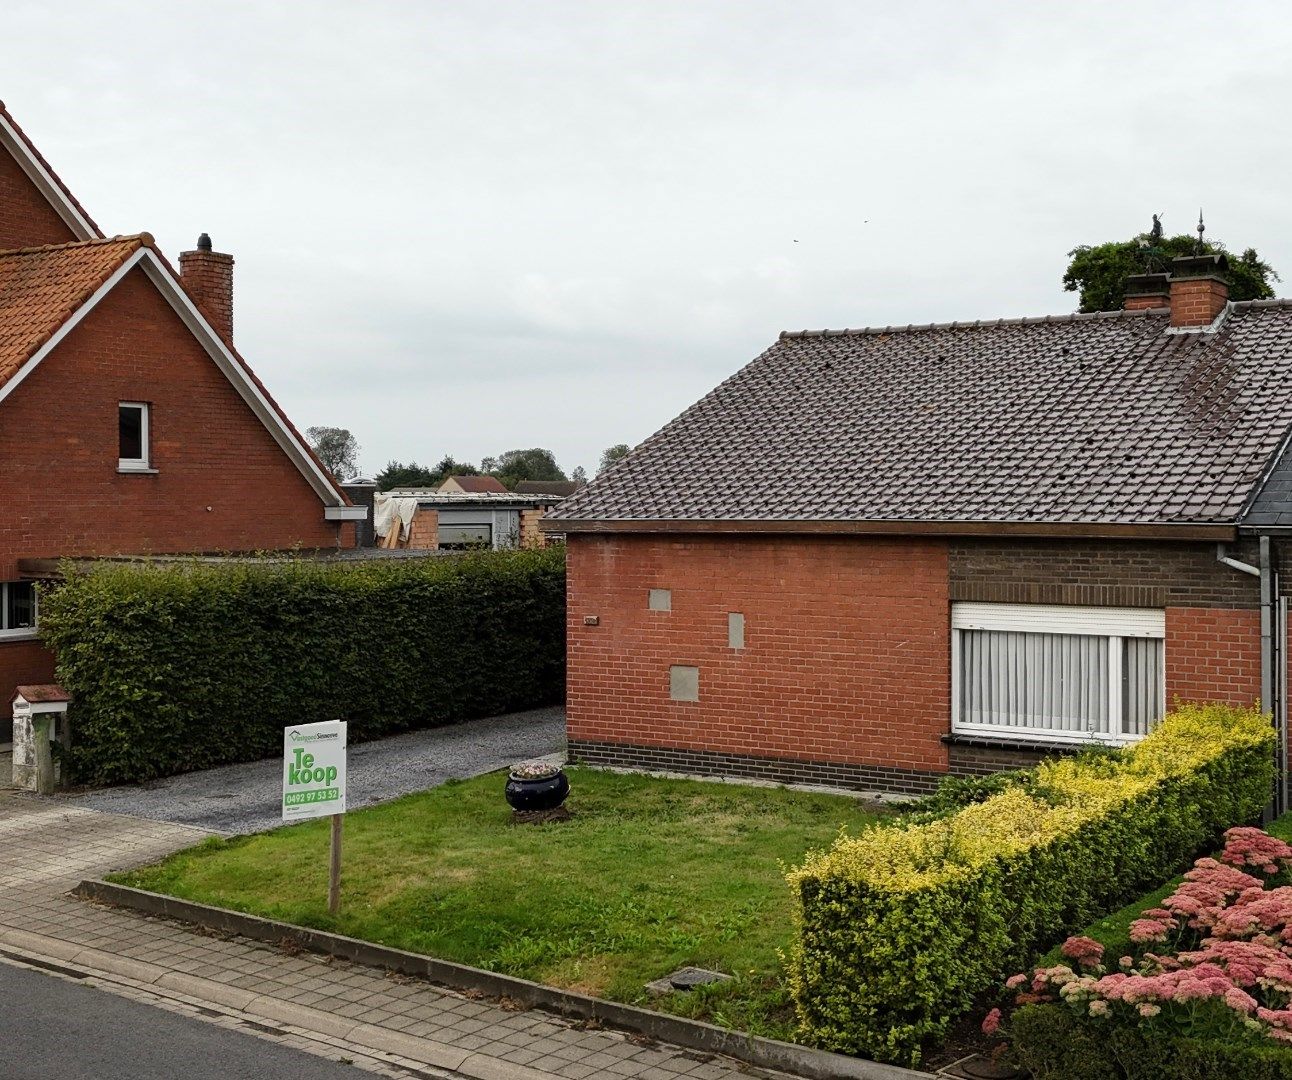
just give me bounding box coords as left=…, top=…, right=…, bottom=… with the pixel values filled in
left=373, top=492, right=419, bottom=542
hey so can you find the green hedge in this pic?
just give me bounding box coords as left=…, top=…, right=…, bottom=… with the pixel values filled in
left=786, top=704, right=1275, bottom=1066
left=40, top=548, right=566, bottom=784
left=1010, top=1003, right=1292, bottom=1080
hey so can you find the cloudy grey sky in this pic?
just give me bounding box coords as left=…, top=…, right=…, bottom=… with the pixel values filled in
left=8, top=1, right=1292, bottom=477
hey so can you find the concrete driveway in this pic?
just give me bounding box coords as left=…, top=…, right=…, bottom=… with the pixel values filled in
left=61, top=707, right=566, bottom=834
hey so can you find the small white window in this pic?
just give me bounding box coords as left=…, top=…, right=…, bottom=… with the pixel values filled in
left=952, top=603, right=1165, bottom=745
left=118, top=402, right=150, bottom=471
left=0, top=582, right=37, bottom=639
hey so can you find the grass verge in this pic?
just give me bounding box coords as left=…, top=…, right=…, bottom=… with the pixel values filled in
left=112, top=767, right=884, bottom=1039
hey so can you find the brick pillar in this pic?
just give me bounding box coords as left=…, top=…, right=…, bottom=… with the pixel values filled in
left=179, top=233, right=234, bottom=342
left=406, top=509, right=439, bottom=550
left=519, top=507, right=547, bottom=548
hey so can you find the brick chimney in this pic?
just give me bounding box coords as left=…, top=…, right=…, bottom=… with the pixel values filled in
left=1167, top=253, right=1229, bottom=328
left=179, top=233, right=234, bottom=342
left=1123, top=253, right=1229, bottom=327
left=1123, top=272, right=1171, bottom=311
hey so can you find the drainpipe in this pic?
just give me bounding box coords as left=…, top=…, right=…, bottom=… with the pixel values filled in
left=1219, top=541, right=1287, bottom=818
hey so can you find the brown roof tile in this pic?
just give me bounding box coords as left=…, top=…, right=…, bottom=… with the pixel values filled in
left=443, top=475, right=510, bottom=493
left=0, top=234, right=147, bottom=391
left=551, top=302, right=1292, bottom=526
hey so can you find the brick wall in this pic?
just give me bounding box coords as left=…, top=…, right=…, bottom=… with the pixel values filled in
left=0, top=265, right=350, bottom=707
left=406, top=509, right=439, bottom=550
left=520, top=508, right=547, bottom=549
left=1165, top=606, right=1262, bottom=707
left=566, top=533, right=952, bottom=787
left=0, top=147, right=79, bottom=250
left=568, top=533, right=1275, bottom=792
left=950, top=539, right=1260, bottom=609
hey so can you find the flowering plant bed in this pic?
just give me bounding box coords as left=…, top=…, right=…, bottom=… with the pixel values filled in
left=985, top=819, right=1292, bottom=1079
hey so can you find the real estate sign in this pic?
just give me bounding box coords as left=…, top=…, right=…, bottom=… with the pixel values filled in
left=282, top=720, right=347, bottom=822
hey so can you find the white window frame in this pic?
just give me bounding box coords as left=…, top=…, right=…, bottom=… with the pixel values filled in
left=951, top=602, right=1166, bottom=746
left=118, top=401, right=151, bottom=472
left=0, top=581, right=38, bottom=641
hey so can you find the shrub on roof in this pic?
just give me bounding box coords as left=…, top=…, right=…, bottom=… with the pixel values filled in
left=785, top=703, right=1275, bottom=1066
left=39, top=547, right=566, bottom=784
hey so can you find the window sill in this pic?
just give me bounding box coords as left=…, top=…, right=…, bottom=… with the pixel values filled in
left=943, top=732, right=1100, bottom=754
left=117, top=466, right=158, bottom=475
left=0, top=631, right=39, bottom=644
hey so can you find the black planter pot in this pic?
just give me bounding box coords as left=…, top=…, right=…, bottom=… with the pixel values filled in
left=505, top=769, right=570, bottom=812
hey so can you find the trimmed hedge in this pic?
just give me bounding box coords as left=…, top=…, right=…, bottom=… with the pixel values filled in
left=1010, top=1002, right=1292, bottom=1080
left=786, top=704, right=1275, bottom=1065
left=40, top=547, right=566, bottom=784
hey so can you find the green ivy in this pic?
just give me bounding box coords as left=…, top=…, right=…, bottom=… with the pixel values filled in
left=39, top=548, right=566, bottom=785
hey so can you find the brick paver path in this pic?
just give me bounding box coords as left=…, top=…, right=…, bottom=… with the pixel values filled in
left=0, top=793, right=788, bottom=1079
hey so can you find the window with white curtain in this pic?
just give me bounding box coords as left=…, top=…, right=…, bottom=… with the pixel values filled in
left=952, top=603, right=1166, bottom=744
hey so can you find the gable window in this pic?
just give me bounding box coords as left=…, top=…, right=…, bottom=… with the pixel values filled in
left=952, top=603, right=1165, bottom=744
left=0, top=582, right=37, bottom=639
left=118, top=402, right=150, bottom=471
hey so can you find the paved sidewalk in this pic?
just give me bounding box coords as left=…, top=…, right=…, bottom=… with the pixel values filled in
left=65, top=707, right=566, bottom=833
left=0, top=793, right=790, bottom=1080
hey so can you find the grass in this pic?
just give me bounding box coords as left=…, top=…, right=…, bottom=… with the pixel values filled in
left=113, top=766, right=886, bottom=1038
left=1039, top=811, right=1292, bottom=966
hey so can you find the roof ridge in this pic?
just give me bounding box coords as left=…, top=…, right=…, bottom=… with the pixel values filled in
left=0, top=233, right=152, bottom=258
left=778, top=306, right=1174, bottom=339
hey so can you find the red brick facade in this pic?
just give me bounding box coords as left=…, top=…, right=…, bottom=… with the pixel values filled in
left=1165, top=607, right=1262, bottom=707
left=0, top=265, right=353, bottom=709
left=0, top=147, right=77, bottom=250
left=566, top=534, right=952, bottom=779
left=566, top=534, right=1273, bottom=791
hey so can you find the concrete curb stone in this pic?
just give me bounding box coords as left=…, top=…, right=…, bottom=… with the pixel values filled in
left=76, top=877, right=935, bottom=1080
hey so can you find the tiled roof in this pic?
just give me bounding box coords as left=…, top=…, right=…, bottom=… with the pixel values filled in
left=514, top=480, right=582, bottom=497
left=0, top=235, right=147, bottom=391
left=551, top=302, right=1292, bottom=526
left=443, top=475, right=510, bottom=493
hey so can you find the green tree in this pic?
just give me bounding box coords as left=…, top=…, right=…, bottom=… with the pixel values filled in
left=598, top=443, right=630, bottom=474
left=306, top=426, right=360, bottom=480
left=1064, top=224, right=1278, bottom=313
left=481, top=448, right=565, bottom=488
left=374, top=460, right=438, bottom=489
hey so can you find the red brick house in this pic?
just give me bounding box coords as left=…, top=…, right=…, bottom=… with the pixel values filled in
left=546, top=259, right=1292, bottom=801
left=0, top=103, right=365, bottom=710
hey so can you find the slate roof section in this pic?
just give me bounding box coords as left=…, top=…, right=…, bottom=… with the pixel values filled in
left=0, top=234, right=146, bottom=391
left=551, top=302, right=1292, bottom=527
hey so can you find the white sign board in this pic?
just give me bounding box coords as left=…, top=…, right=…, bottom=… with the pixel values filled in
left=282, top=720, right=347, bottom=822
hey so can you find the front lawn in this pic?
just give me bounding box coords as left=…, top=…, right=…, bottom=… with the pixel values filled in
left=114, top=767, right=884, bottom=1038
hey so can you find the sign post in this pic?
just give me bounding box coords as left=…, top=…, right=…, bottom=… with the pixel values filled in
left=283, top=720, right=348, bottom=914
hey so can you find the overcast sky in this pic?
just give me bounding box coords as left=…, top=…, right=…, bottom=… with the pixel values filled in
left=8, top=1, right=1292, bottom=478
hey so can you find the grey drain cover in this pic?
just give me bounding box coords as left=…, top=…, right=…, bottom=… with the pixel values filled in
left=645, top=967, right=734, bottom=995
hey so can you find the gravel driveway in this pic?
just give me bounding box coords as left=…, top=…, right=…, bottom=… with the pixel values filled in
left=62, top=707, right=566, bottom=834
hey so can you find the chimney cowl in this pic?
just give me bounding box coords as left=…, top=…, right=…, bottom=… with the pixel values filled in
left=1123, top=272, right=1171, bottom=311
left=1170, top=252, right=1229, bottom=279
left=196, top=232, right=213, bottom=252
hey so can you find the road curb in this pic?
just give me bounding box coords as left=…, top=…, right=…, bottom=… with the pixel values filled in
left=76, top=877, right=934, bottom=1080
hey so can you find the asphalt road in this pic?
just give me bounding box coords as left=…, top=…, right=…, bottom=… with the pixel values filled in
left=64, top=707, right=566, bottom=833
left=0, top=959, right=370, bottom=1079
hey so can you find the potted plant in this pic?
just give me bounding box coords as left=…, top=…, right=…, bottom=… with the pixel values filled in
left=505, top=760, right=570, bottom=812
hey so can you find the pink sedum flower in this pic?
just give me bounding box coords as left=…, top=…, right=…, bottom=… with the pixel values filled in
left=981, top=1008, right=1003, bottom=1036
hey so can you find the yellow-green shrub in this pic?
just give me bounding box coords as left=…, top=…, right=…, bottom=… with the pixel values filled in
left=786, top=704, right=1275, bottom=1066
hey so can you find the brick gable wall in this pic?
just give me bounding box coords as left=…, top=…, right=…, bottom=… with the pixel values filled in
left=0, top=147, right=79, bottom=250
left=565, top=533, right=952, bottom=788
left=0, top=265, right=350, bottom=709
